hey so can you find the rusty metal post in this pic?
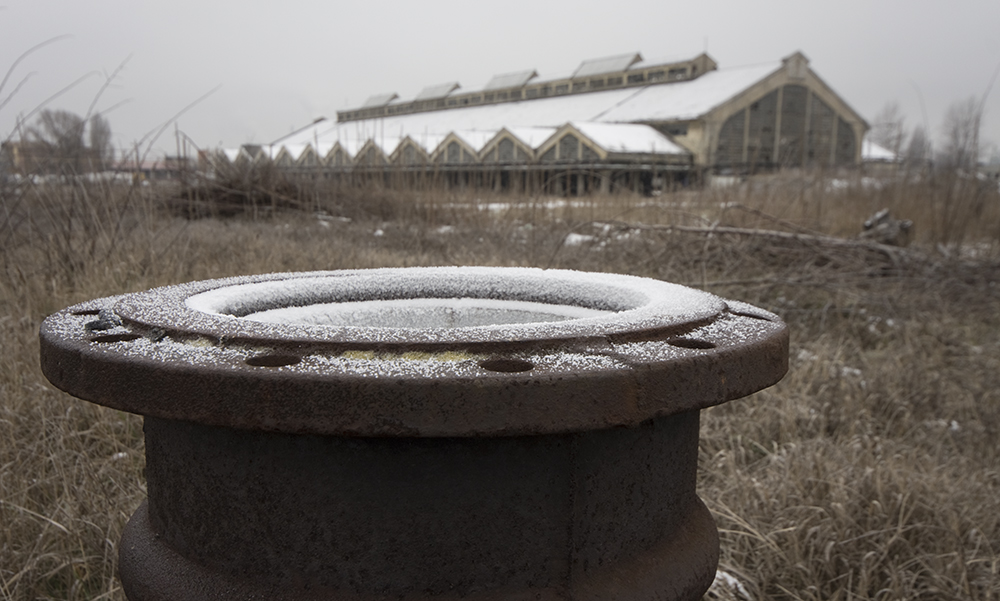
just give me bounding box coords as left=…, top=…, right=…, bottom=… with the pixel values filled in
left=40, top=267, right=787, bottom=601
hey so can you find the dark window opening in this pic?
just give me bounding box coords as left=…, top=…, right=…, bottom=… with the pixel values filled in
left=807, top=93, right=835, bottom=167
left=498, top=138, right=515, bottom=162
left=778, top=85, right=808, bottom=167
left=446, top=141, right=461, bottom=163
left=746, top=89, right=779, bottom=168
left=558, top=134, right=580, bottom=161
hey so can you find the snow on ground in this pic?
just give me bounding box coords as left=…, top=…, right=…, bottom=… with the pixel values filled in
left=862, top=139, right=898, bottom=162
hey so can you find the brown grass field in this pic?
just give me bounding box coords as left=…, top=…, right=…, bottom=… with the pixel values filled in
left=1, top=168, right=998, bottom=600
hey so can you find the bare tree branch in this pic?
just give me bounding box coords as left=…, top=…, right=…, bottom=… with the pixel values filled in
left=0, top=35, right=71, bottom=101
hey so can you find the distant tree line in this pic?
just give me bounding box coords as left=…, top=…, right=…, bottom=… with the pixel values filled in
left=869, top=96, right=992, bottom=171
left=3, top=109, right=115, bottom=175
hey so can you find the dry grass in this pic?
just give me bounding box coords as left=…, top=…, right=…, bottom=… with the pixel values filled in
left=1, top=170, right=998, bottom=600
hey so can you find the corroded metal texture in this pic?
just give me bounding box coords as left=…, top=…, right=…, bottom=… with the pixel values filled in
left=39, top=267, right=788, bottom=601
left=122, top=412, right=716, bottom=600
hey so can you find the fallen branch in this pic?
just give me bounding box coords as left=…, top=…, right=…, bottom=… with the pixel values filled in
left=608, top=221, right=907, bottom=258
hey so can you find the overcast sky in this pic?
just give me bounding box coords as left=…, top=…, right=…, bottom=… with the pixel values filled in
left=2, top=0, right=999, bottom=159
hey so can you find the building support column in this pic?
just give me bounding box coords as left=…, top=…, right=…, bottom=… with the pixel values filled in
left=600, top=171, right=611, bottom=193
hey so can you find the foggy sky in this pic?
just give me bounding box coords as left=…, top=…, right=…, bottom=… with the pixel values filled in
left=2, top=0, right=999, bottom=159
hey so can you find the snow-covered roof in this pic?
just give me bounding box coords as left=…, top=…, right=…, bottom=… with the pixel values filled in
left=315, top=141, right=336, bottom=157
left=572, top=122, right=686, bottom=155
left=506, top=126, right=558, bottom=148
left=280, top=144, right=309, bottom=161
left=302, top=61, right=779, bottom=144
left=362, top=93, right=399, bottom=108
left=232, top=60, right=787, bottom=164
left=573, top=53, right=642, bottom=78
left=326, top=136, right=367, bottom=158
left=415, top=82, right=460, bottom=101
left=862, top=139, right=897, bottom=162
left=451, top=130, right=498, bottom=152
left=262, top=120, right=689, bottom=165
left=595, top=61, right=781, bottom=122
left=484, top=70, right=539, bottom=90
left=368, top=136, right=404, bottom=155
left=402, top=132, right=448, bottom=154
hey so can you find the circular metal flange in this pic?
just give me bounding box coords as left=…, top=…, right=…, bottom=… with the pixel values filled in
left=40, top=267, right=787, bottom=436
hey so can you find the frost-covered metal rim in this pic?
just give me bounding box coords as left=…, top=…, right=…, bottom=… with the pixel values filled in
left=39, top=268, right=788, bottom=435
left=115, top=267, right=727, bottom=350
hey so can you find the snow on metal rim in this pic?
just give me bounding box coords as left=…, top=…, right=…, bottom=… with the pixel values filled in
left=113, top=267, right=727, bottom=348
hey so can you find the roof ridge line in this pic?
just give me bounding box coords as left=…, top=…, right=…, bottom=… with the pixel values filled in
left=588, top=85, right=651, bottom=122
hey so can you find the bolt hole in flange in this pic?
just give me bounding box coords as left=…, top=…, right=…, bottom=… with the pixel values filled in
left=88, top=333, right=143, bottom=344
left=667, top=338, right=716, bottom=350
left=478, top=358, right=535, bottom=373
left=246, top=354, right=303, bottom=368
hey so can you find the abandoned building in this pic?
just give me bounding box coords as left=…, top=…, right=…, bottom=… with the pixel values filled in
left=220, top=51, right=869, bottom=193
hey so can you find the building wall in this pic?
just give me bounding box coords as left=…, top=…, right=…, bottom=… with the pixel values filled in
left=651, top=53, right=867, bottom=171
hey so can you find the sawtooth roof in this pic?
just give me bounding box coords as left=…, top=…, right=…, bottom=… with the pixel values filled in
left=234, top=60, right=783, bottom=165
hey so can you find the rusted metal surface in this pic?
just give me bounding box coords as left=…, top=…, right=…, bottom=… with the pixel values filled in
left=39, top=267, right=788, bottom=601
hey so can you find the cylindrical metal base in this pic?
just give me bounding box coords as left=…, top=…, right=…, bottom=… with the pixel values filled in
left=40, top=270, right=787, bottom=599
left=120, top=412, right=719, bottom=600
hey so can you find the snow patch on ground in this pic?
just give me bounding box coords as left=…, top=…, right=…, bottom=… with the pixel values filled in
left=709, top=569, right=753, bottom=600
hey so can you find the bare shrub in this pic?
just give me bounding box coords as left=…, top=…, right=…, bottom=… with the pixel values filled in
left=870, top=102, right=908, bottom=157
left=939, top=96, right=983, bottom=171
